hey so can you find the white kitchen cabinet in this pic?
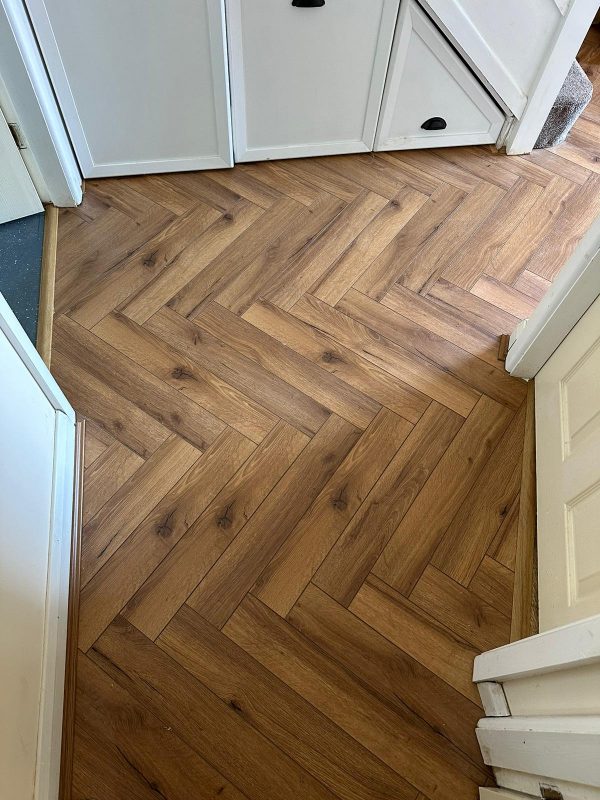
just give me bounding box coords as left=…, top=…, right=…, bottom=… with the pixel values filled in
left=226, top=0, right=401, bottom=162
left=374, top=0, right=505, bottom=151
left=24, top=0, right=233, bottom=177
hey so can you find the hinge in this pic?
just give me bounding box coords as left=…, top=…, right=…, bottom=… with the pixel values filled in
left=540, top=785, right=563, bottom=800
left=8, top=122, right=27, bottom=149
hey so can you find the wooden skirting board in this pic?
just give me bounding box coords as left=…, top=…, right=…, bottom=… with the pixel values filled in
left=59, top=417, right=85, bottom=800
left=36, top=204, right=58, bottom=367
left=511, top=382, right=538, bottom=641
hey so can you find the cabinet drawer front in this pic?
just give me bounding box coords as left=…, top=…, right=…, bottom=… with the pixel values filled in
left=228, top=0, right=400, bottom=161
left=375, top=0, right=505, bottom=151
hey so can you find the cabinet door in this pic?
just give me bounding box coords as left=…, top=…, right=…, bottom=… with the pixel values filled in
left=374, top=0, right=505, bottom=151
left=227, top=0, right=400, bottom=162
left=25, top=0, right=233, bottom=177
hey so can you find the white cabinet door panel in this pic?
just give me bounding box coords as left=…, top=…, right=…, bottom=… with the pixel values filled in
left=25, top=0, right=233, bottom=177
left=375, top=0, right=504, bottom=151
left=536, top=294, right=600, bottom=631
left=227, top=0, right=400, bottom=162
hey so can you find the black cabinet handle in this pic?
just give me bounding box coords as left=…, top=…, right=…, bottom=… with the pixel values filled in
left=421, top=117, right=447, bottom=131
left=292, top=0, right=325, bottom=6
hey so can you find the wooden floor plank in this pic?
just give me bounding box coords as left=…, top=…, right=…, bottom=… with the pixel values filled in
left=123, top=423, right=308, bottom=640
left=372, top=395, right=513, bottom=596
left=224, top=595, right=484, bottom=800
left=78, top=429, right=255, bottom=651
left=253, top=408, right=412, bottom=616
left=160, top=604, right=419, bottom=800
left=188, top=415, right=361, bottom=628
left=51, top=70, right=600, bottom=797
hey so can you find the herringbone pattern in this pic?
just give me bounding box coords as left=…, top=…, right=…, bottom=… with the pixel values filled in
left=55, top=35, right=600, bottom=800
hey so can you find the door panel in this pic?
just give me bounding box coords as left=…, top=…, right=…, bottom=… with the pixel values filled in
left=25, top=0, right=233, bottom=177
left=374, top=0, right=504, bottom=151
left=227, top=0, right=400, bottom=162
left=536, top=294, right=600, bottom=631
left=0, top=107, right=42, bottom=224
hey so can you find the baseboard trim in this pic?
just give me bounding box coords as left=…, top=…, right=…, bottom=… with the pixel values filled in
left=36, top=204, right=58, bottom=368
left=510, top=382, right=538, bottom=641
left=59, top=417, right=85, bottom=800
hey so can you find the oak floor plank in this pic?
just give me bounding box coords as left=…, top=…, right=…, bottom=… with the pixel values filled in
left=354, top=184, right=465, bottom=300
left=410, top=565, right=511, bottom=651
left=225, top=594, right=483, bottom=800
left=188, top=415, right=361, bottom=628
left=122, top=198, right=264, bottom=323
left=68, top=202, right=220, bottom=329
left=54, top=315, right=226, bottom=451
left=372, top=395, right=513, bottom=596
left=93, top=311, right=278, bottom=444
left=471, top=275, right=538, bottom=320
left=288, top=583, right=484, bottom=766
left=92, top=618, right=338, bottom=800
left=339, top=288, right=526, bottom=409
left=432, top=146, right=520, bottom=190
left=243, top=298, right=430, bottom=423
left=350, top=576, right=481, bottom=704
left=314, top=402, right=463, bottom=606
left=390, top=149, right=481, bottom=193
left=441, top=178, right=543, bottom=290
left=431, top=402, right=525, bottom=585
left=168, top=196, right=305, bottom=319
left=80, top=435, right=202, bottom=591
left=52, top=348, right=170, bottom=459
left=397, top=181, right=506, bottom=293
left=469, top=556, right=515, bottom=619
left=253, top=409, right=412, bottom=617
left=292, top=294, right=480, bottom=417
left=124, top=423, right=308, bottom=640
left=145, top=306, right=330, bottom=436
left=196, top=301, right=381, bottom=429
left=160, top=604, right=419, bottom=800
left=427, top=278, right=520, bottom=338
left=78, top=429, right=255, bottom=651
left=312, top=187, right=428, bottom=305
left=488, top=493, right=520, bottom=572
left=265, top=190, right=388, bottom=309
left=74, top=653, right=246, bottom=800
left=82, top=441, right=144, bottom=525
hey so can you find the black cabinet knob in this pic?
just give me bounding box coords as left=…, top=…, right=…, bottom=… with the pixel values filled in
left=421, top=117, right=447, bottom=131
left=292, top=0, right=325, bottom=6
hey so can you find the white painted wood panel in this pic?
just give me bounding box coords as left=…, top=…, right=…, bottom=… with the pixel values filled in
left=0, top=103, right=42, bottom=223
left=374, top=0, right=504, bottom=151
left=227, top=0, right=400, bottom=162
left=536, top=295, right=600, bottom=631
left=25, top=0, right=233, bottom=177
left=0, top=293, right=75, bottom=800
left=420, top=0, right=562, bottom=117
left=503, top=662, right=600, bottom=717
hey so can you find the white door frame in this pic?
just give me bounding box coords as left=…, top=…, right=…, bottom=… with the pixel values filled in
left=504, top=0, right=599, bottom=155
left=505, top=214, right=600, bottom=379
left=0, top=0, right=81, bottom=206
left=0, top=292, right=77, bottom=800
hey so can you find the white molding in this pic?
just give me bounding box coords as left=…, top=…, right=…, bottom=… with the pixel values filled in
left=478, top=682, right=511, bottom=717
left=480, top=790, right=532, bottom=799
left=473, top=613, right=600, bottom=683
left=505, top=0, right=598, bottom=154
left=0, top=0, right=81, bottom=206
left=505, top=215, right=600, bottom=378
left=477, top=716, right=600, bottom=787
left=236, top=140, right=371, bottom=164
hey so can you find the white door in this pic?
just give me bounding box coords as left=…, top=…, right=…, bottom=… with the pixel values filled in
left=0, top=104, right=42, bottom=223
left=374, top=0, right=505, bottom=151
left=535, top=294, right=600, bottom=632
left=24, top=0, right=233, bottom=177
left=226, top=0, right=400, bottom=162
left=0, top=293, right=76, bottom=800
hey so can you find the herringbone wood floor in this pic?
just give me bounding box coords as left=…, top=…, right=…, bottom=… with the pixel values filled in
left=54, top=32, right=600, bottom=800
